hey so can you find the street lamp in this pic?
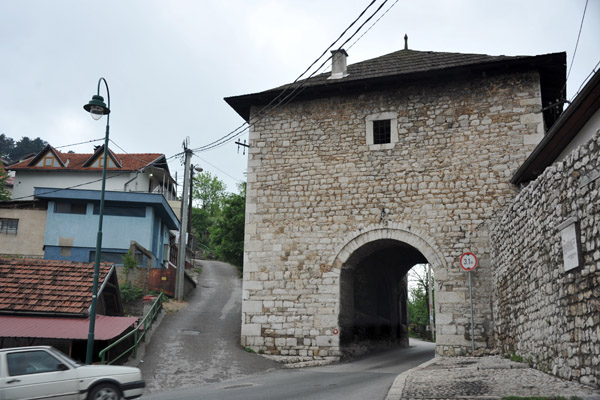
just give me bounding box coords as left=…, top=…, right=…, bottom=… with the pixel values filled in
left=83, top=77, right=111, bottom=364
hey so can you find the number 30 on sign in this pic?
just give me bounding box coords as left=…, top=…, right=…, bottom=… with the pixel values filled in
left=460, top=252, right=478, bottom=271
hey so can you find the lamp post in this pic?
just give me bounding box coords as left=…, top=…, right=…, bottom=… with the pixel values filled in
left=83, top=77, right=111, bottom=364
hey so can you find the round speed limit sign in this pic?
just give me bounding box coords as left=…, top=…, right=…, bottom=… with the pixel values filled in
left=460, top=252, right=478, bottom=271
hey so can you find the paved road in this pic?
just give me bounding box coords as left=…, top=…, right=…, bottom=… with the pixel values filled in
left=143, top=339, right=434, bottom=400
left=139, top=260, right=281, bottom=393
left=139, top=260, right=435, bottom=399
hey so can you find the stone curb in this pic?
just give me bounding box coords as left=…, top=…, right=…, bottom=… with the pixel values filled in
left=385, top=357, right=440, bottom=400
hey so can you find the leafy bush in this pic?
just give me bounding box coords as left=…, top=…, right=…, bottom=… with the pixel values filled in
left=120, top=283, right=143, bottom=303
left=122, top=249, right=137, bottom=278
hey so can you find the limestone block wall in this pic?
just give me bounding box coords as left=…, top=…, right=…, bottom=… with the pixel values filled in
left=491, top=130, right=600, bottom=387
left=243, top=71, right=545, bottom=361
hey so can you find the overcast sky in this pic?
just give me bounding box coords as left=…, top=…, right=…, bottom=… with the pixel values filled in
left=1, top=0, right=598, bottom=194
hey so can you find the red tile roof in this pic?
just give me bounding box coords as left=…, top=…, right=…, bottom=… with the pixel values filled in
left=0, top=315, right=137, bottom=340
left=7, top=145, right=163, bottom=172
left=0, top=258, right=113, bottom=316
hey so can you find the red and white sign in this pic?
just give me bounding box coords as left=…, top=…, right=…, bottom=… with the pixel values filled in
left=460, top=252, right=478, bottom=271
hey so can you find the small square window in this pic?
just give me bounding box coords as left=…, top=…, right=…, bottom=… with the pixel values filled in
left=365, top=112, right=398, bottom=149
left=372, top=120, right=391, bottom=144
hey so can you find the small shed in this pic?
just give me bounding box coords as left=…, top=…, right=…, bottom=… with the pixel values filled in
left=0, top=258, right=137, bottom=362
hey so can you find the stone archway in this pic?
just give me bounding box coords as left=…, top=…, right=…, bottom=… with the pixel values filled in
left=332, top=224, right=446, bottom=357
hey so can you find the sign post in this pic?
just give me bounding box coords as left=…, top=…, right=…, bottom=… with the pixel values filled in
left=460, top=252, right=478, bottom=356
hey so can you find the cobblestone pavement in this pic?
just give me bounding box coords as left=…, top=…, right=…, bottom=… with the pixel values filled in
left=386, top=356, right=600, bottom=400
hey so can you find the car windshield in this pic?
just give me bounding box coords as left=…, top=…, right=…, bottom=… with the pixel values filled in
left=51, top=348, right=82, bottom=368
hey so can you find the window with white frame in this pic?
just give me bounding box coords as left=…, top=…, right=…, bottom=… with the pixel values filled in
left=366, top=112, right=398, bottom=149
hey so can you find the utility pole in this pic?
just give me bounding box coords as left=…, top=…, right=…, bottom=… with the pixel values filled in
left=176, top=147, right=192, bottom=300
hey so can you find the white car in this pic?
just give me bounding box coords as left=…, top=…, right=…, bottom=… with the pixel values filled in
left=0, top=346, right=145, bottom=400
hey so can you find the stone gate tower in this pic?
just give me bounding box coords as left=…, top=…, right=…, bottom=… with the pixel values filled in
left=226, top=47, right=565, bottom=362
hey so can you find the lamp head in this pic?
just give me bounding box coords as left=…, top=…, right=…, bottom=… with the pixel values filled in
left=83, top=94, right=110, bottom=120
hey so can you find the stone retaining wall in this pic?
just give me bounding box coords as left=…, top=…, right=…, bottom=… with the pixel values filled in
left=491, top=130, right=600, bottom=387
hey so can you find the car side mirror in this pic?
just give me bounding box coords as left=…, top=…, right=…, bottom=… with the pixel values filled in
left=57, top=363, right=69, bottom=371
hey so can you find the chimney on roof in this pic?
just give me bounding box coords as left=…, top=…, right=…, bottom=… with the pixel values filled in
left=329, top=49, right=348, bottom=80
left=404, top=34, right=408, bottom=50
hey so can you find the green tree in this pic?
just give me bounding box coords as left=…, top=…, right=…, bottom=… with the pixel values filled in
left=10, top=137, right=47, bottom=160
left=0, top=165, right=10, bottom=200
left=122, top=248, right=138, bottom=284
left=192, top=171, right=226, bottom=213
left=0, top=134, right=15, bottom=159
left=191, top=206, right=211, bottom=250
left=209, top=183, right=246, bottom=271
left=407, top=264, right=434, bottom=340
left=190, top=171, right=227, bottom=254
left=0, top=134, right=47, bottom=162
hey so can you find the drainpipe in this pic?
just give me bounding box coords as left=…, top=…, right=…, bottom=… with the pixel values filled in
left=124, top=172, right=139, bottom=192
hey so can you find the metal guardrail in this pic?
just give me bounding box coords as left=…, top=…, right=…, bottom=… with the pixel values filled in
left=99, top=292, right=164, bottom=365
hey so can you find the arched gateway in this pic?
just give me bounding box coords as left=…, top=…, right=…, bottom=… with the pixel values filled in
left=227, top=47, right=565, bottom=364
left=334, top=225, right=446, bottom=357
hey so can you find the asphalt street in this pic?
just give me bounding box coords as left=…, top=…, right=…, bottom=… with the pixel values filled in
left=139, top=260, right=435, bottom=399
left=139, top=260, right=281, bottom=393
left=143, top=339, right=435, bottom=400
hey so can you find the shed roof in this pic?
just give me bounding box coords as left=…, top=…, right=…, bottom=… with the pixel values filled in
left=0, top=258, right=113, bottom=316
left=0, top=315, right=137, bottom=340
left=225, top=48, right=566, bottom=122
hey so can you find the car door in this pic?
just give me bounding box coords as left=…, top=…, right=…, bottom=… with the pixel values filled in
left=2, top=349, right=79, bottom=400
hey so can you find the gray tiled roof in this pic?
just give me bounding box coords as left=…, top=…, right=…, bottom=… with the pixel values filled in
left=225, top=48, right=565, bottom=121
left=278, top=49, right=526, bottom=89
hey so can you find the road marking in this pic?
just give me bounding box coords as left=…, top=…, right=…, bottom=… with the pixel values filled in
left=220, top=288, right=239, bottom=320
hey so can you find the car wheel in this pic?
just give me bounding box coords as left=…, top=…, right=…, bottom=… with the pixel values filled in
left=87, top=383, right=122, bottom=400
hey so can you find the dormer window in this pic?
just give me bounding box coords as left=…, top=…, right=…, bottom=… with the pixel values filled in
left=35, top=153, right=63, bottom=168
left=91, top=155, right=117, bottom=168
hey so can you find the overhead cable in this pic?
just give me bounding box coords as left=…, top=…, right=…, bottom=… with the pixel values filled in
left=190, top=0, right=390, bottom=154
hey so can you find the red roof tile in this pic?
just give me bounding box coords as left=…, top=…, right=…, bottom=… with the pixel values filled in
left=7, top=145, right=163, bottom=172
left=0, top=258, right=112, bottom=316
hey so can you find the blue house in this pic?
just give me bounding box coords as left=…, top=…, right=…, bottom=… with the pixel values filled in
left=34, top=187, right=179, bottom=268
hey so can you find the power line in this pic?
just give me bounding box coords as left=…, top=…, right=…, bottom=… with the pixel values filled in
left=54, top=137, right=105, bottom=149
left=190, top=0, right=391, bottom=154
left=189, top=1, right=379, bottom=153
left=259, top=0, right=391, bottom=118
left=570, top=59, right=599, bottom=102
left=192, top=153, right=243, bottom=184
left=347, top=0, right=399, bottom=51
left=563, top=0, right=589, bottom=99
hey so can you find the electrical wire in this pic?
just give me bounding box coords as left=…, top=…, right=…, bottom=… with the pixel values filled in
left=186, top=1, right=379, bottom=154
left=189, top=1, right=379, bottom=153
left=190, top=0, right=391, bottom=154
left=258, top=0, right=391, bottom=119
left=192, top=153, right=243, bottom=184
left=54, top=137, right=105, bottom=149
left=347, top=0, right=399, bottom=51
left=562, top=0, right=589, bottom=99
left=570, top=58, right=600, bottom=102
